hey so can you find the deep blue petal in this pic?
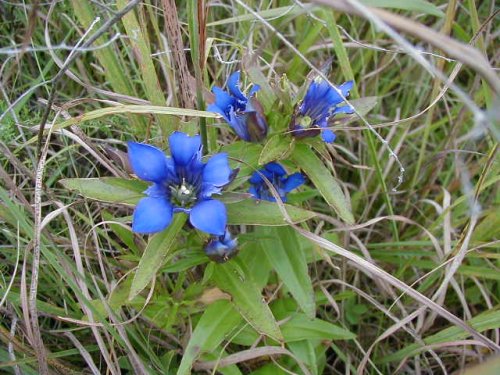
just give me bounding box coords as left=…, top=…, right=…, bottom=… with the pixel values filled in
left=201, top=184, right=223, bottom=199
left=248, top=185, right=260, bottom=198
left=132, top=197, right=173, bottom=234
left=145, top=183, right=167, bottom=198
left=248, top=84, right=260, bottom=97
left=333, top=104, right=354, bottom=115
left=324, top=80, right=353, bottom=107
left=249, top=171, right=264, bottom=184
left=127, top=142, right=169, bottom=183
left=339, top=80, right=354, bottom=97
left=227, top=71, right=247, bottom=102
left=204, top=229, right=238, bottom=263
left=283, top=172, right=305, bottom=192
left=222, top=229, right=234, bottom=244
left=228, top=109, right=251, bottom=141
left=169, top=132, right=202, bottom=166
left=302, top=80, right=330, bottom=116
left=265, top=162, right=287, bottom=176
left=321, top=129, right=336, bottom=143
left=209, top=87, right=235, bottom=121
left=189, top=199, right=227, bottom=235
left=241, top=103, right=268, bottom=142
left=203, top=153, right=231, bottom=187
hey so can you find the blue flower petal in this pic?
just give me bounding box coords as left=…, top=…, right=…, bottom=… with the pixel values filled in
left=248, top=84, right=260, bottom=97
left=204, top=229, right=239, bottom=263
left=324, top=80, right=353, bottom=106
left=190, top=199, right=227, bottom=235
left=145, top=183, right=167, bottom=198
left=333, top=105, right=354, bottom=115
left=283, top=172, right=305, bottom=192
left=339, top=80, right=354, bottom=97
left=128, top=142, right=170, bottom=182
left=249, top=171, right=264, bottom=184
left=228, top=109, right=251, bottom=141
left=248, top=185, right=259, bottom=198
left=321, top=129, right=336, bottom=143
left=169, top=132, right=202, bottom=166
left=265, top=162, right=287, bottom=176
left=227, top=71, right=247, bottom=102
left=203, top=153, right=231, bottom=187
left=209, top=87, right=235, bottom=121
left=132, top=197, right=173, bottom=234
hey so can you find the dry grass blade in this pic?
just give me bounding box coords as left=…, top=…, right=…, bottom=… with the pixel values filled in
left=311, top=0, right=500, bottom=94
left=162, top=0, right=195, bottom=109
left=64, top=332, right=101, bottom=375
left=295, top=225, right=500, bottom=351
left=194, top=346, right=311, bottom=374
left=30, top=114, right=60, bottom=373
left=36, top=0, right=142, bottom=158
left=259, top=173, right=499, bottom=352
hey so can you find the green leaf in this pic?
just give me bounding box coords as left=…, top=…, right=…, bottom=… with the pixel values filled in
left=258, top=226, right=315, bottom=318
left=226, top=199, right=316, bottom=225
left=242, top=58, right=277, bottom=111
left=221, top=141, right=262, bottom=179
left=281, top=314, right=356, bottom=342
left=212, top=260, right=283, bottom=342
left=360, top=0, right=444, bottom=17
left=59, top=178, right=146, bottom=204
left=117, top=0, right=174, bottom=134
left=28, top=105, right=219, bottom=143
left=343, top=97, right=378, bottom=120
left=129, top=214, right=186, bottom=300
left=378, top=309, right=500, bottom=363
left=287, top=340, right=319, bottom=375
left=292, top=144, right=354, bottom=224
left=177, top=300, right=243, bottom=375
left=259, top=136, right=296, bottom=165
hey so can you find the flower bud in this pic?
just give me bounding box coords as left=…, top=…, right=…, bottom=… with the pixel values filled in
left=204, top=230, right=238, bottom=263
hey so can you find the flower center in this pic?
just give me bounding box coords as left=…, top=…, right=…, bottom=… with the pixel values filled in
left=297, top=115, right=313, bottom=128
left=169, top=179, right=198, bottom=208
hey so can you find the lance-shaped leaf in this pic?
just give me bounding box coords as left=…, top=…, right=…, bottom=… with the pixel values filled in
left=226, top=199, right=315, bottom=226
left=259, top=135, right=295, bottom=165
left=129, top=214, right=186, bottom=300
left=212, top=260, right=283, bottom=342
left=292, top=144, right=354, bottom=224
left=258, top=226, right=315, bottom=318
left=60, top=177, right=146, bottom=205
left=177, top=300, right=243, bottom=375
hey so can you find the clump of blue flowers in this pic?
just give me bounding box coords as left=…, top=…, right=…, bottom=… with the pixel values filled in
left=290, top=78, right=354, bottom=143
left=208, top=71, right=268, bottom=142
left=249, top=162, right=305, bottom=202
left=204, top=229, right=238, bottom=263
left=128, top=132, right=235, bottom=235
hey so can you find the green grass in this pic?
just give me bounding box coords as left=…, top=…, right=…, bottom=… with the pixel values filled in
left=0, top=1, right=499, bottom=374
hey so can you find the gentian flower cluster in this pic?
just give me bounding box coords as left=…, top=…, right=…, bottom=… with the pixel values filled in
left=204, top=229, right=238, bottom=263
left=249, top=162, right=305, bottom=202
left=208, top=71, right=268, bottom=142
left=128, top=132, right=234, bottom=236
left=290, top=78, right=354, bottom=143
left=123, top=70, right=357, bottom=263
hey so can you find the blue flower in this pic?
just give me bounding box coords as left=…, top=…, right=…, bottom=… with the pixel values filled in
left=128, top=132, right=235, bottom=235
left=291, top=78, right=354, bottom=143
left=204, top=229, right=238, bottom=263
left=207, top=71, right=268, bottom=142
left=248, top=162, right=305, bottom=202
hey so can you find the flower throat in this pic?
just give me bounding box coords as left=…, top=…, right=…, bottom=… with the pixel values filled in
left=169, top=178, right=197, bottom=208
